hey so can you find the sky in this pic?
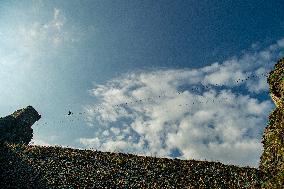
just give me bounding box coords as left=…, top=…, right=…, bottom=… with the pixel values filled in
left=1, top=0, right=284, bottom=167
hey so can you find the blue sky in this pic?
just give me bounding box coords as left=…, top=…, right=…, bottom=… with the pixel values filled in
left=1, top=0, right=284, bottom=167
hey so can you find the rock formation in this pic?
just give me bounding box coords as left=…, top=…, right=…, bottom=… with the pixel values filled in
left=0, top=106, right=41, bottom=145
left=259, top=57, right=284, bottom=187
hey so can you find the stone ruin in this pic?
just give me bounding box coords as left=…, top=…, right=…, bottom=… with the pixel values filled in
left=0, top=106, right=41, bottom=145
left=0, top=57, right=284, bottom=187
left=259, top=57, right=284, bottom=187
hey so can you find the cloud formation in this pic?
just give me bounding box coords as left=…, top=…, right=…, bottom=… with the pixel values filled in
left=0, top=5, right=76, bottom=109
left=18, top=7, right=71, bottom=52
left=0, top=5, right=81, bottom=67
left=81, top=39, right=284, bottom=167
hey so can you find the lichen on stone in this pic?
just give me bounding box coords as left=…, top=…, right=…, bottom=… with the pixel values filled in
left=260, top=57, right=284, bottom=188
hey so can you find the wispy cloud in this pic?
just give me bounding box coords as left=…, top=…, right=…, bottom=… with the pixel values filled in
left=30, top=137, right=52, bottom=146
left=0, top=3, right=92, bottom=146
left=30, top=134, right=60, bottom=147
left=18, top=7, right=71, bottom=52
left=0, top=5, right=81, bottom=67
left=81, top=39, right=284, bottom=167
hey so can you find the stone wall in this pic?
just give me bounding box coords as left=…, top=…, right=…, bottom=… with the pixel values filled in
left=259, top=58, right=284, bottom=188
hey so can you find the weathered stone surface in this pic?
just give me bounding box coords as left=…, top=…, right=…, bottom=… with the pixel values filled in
left=259, top=57, right=284, bottom=187
left=0, top=106, right=41, bottom=145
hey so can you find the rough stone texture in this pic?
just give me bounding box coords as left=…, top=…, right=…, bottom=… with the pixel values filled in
left=0, top=106, right=41, bottom=145
left=259, top=57, right=284, bottom=188
left=0, top=143, right=265, bottom=188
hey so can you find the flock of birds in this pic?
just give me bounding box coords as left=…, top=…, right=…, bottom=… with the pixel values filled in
left=36, top=72, right=270, bottom=127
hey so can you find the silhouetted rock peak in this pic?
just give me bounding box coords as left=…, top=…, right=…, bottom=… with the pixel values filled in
left=0, top=106, right=41, bottom=145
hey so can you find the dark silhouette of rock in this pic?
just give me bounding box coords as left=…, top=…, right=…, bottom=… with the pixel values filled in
left=259, top=57, right=284, bottom=188
left=0, top=106, right=41, bottom=145
left=0, top=144, right=265, bottom=188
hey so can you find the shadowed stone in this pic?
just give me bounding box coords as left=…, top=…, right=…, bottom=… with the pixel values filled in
left=0, top=106, right=41, bottom=145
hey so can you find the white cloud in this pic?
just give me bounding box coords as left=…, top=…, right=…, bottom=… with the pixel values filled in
left=31, top=134, right=73, bottom=148
left=277, top=38, right=284, bottom=47
left=18, top=7, right=69, bottom=51
left=0, top=6, right=81, bottom=67
left=80, top=137, right=100, bottom=148
left=0, top=5, right=83, bottom=105
left=80, top=39, right=284, bottom=167
left=30, top=137, right=52, bottom=146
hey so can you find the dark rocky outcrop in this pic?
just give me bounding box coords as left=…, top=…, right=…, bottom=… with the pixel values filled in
left=259, top=57, right=284, bottom=188
left=1, top=144, right=264, bottom=188
left=0, top=106, right=41, bottom=145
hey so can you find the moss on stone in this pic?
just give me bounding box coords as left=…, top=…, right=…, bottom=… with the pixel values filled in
left=259, top=57, right=284, bottom=187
